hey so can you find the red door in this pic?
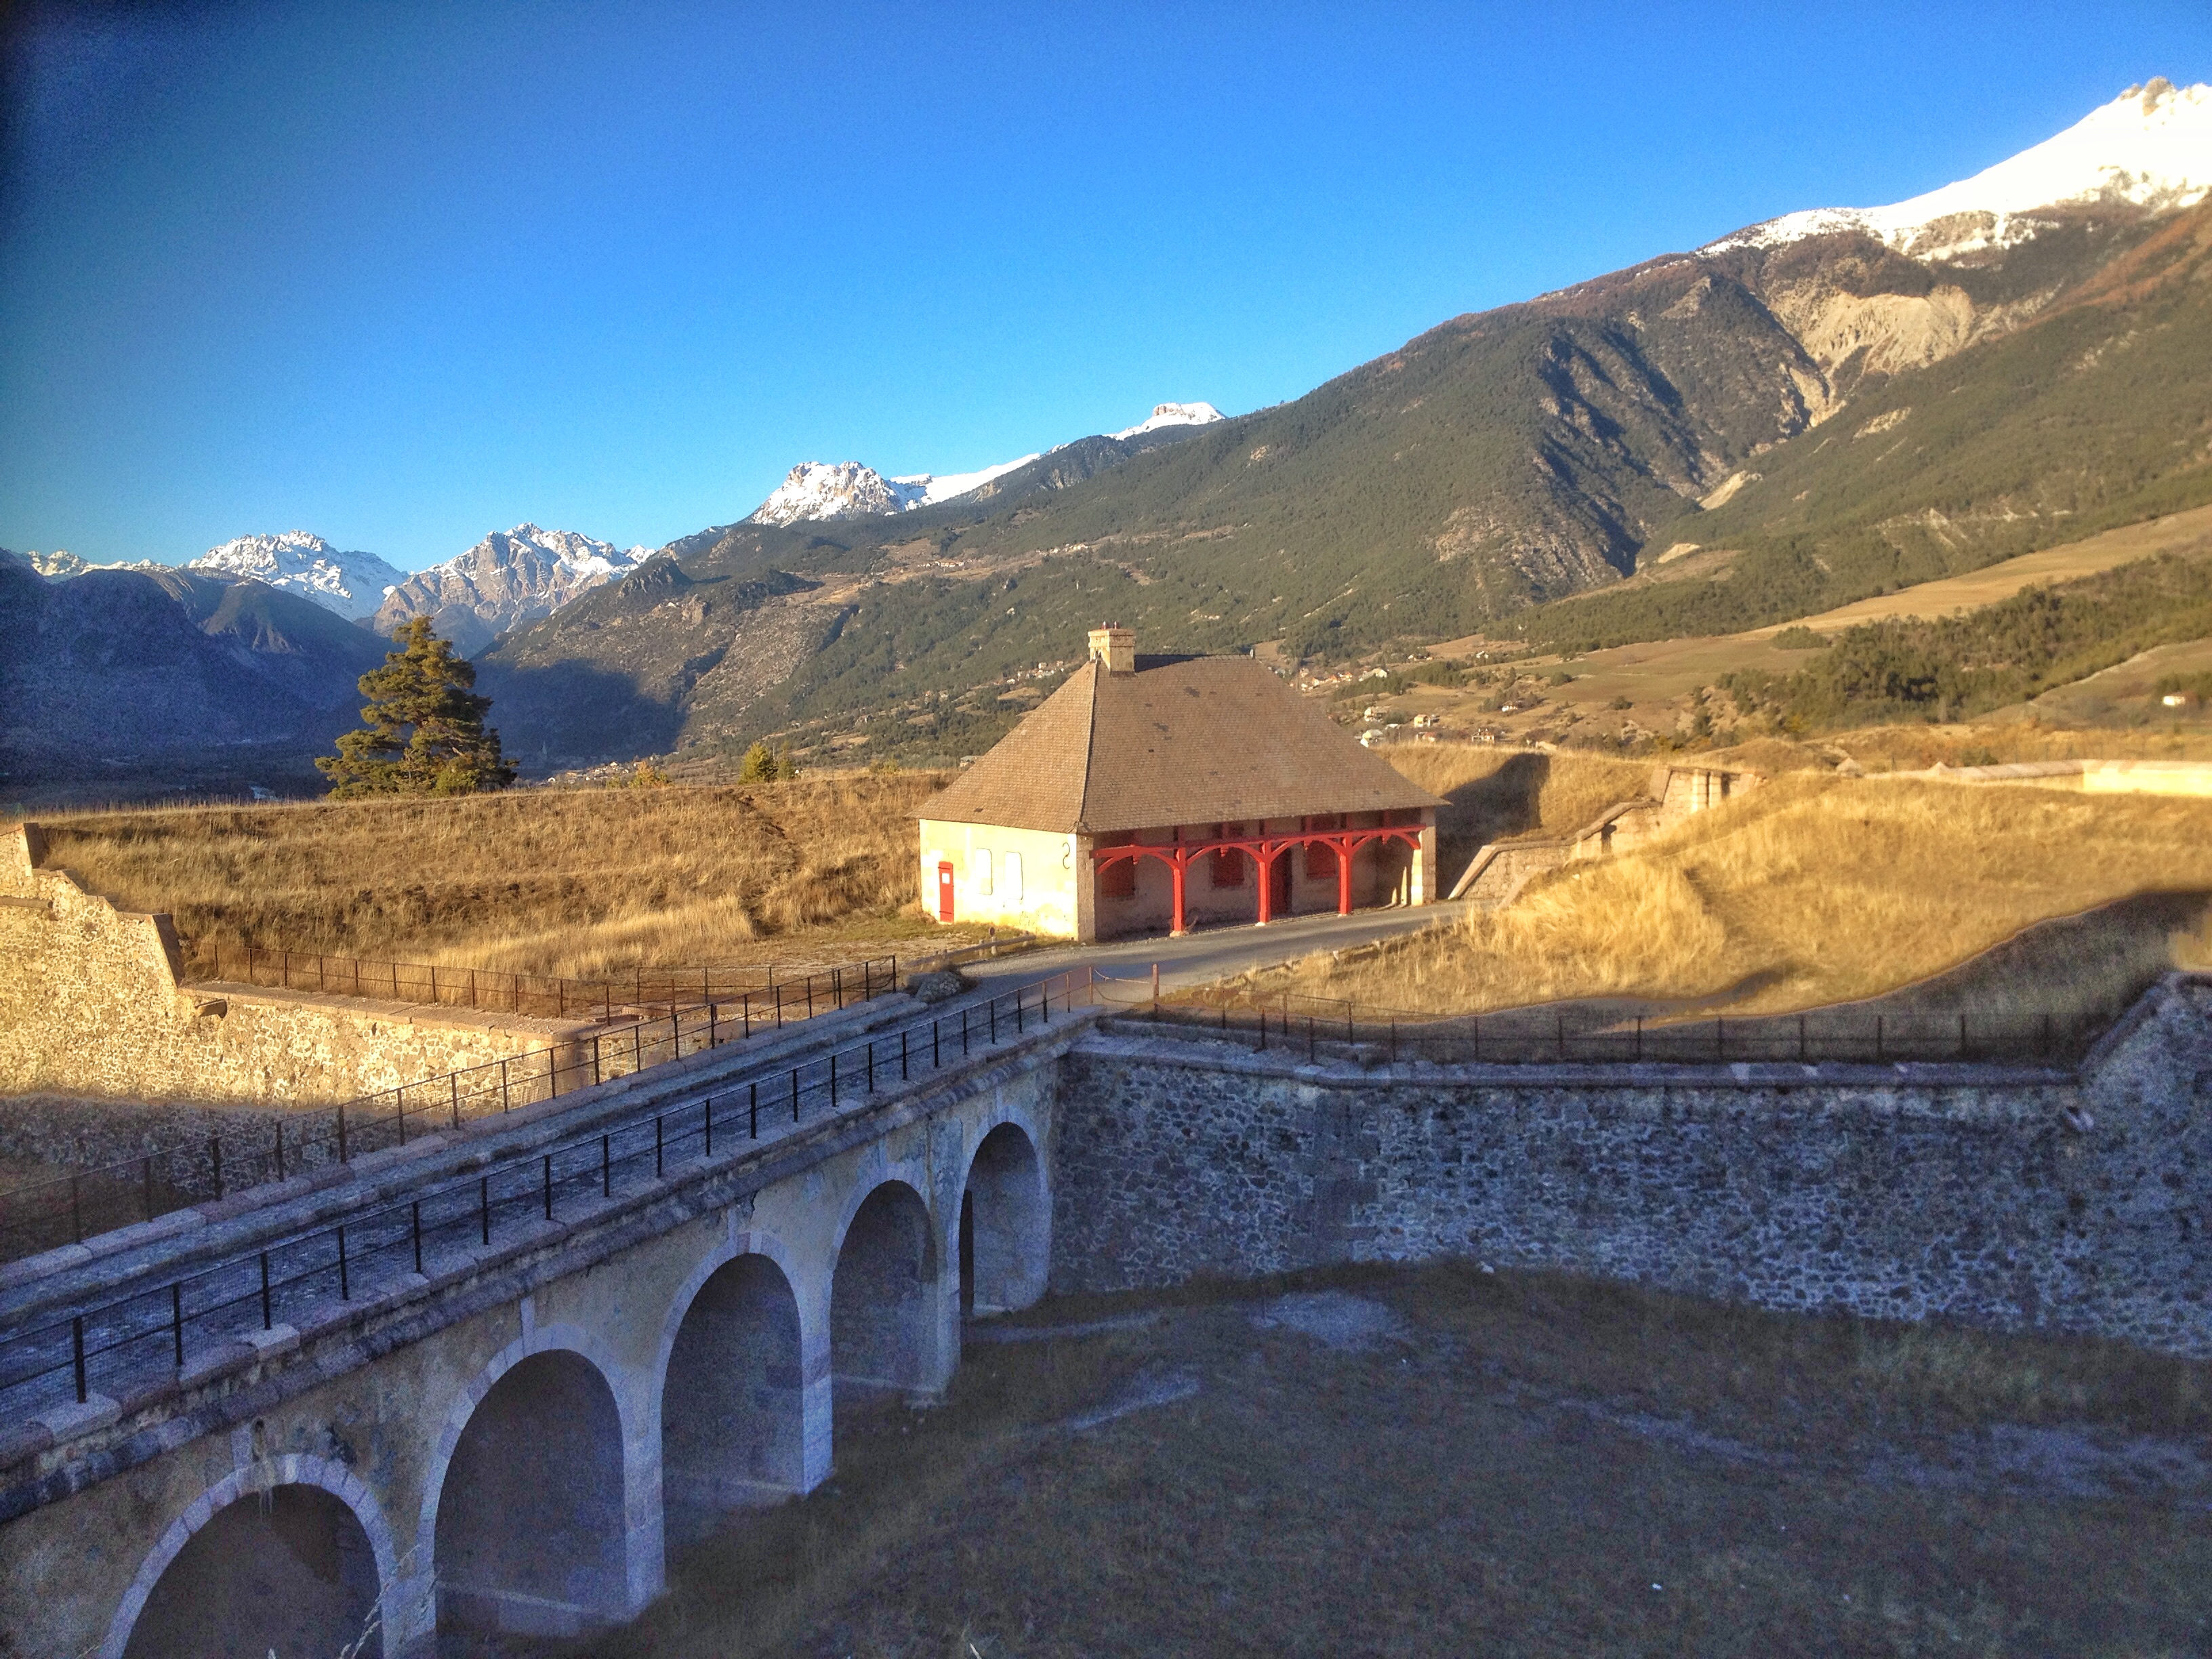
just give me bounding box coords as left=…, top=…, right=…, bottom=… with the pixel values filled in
left=937, top=861, right=956, bottom=922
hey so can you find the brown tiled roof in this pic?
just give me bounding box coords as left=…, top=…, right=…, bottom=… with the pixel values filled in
left=920, top=655, right=1444, bottom=834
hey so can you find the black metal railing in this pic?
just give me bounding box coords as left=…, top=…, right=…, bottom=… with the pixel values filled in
left=0, top=968, right=1096, bottom=1426
left=197, top=941, right=876, bottom=1022
left=1091, top=970, right=2097, bottom=1068
left=0, top=958, right=898, bottom=1265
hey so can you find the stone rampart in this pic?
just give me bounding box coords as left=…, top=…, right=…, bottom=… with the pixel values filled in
left=1049, top=975, right=2212, bottom=1354
left=0, top=826, right=595, bottom=1110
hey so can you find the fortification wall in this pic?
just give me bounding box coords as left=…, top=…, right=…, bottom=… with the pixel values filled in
left=0, top=827, right=593, bottom=1110
left=1050, top=976, right=2212, bottom=1354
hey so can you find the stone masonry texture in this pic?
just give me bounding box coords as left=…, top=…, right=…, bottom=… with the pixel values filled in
left=1, top=827, right=594, bottom=1111
left=1049, top=977, right=2212, bottom=1355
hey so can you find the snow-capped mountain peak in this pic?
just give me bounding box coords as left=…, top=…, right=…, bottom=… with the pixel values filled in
left=186, top=531, right=405, bottom=620
left=747, top=401, right=1225, bottom=527
left=373, top=524, right=654, bottom=653
left=1111, top=401, right=1225, bottom=440
left=749, top=462, right=924, bottom=527
left=1708, top=78, right=2212, bottom=261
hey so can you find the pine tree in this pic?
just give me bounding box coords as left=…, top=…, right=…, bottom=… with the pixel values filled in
left=317, top=617, right=518, bottom=798
left=737, top=740, right=798, bottom=782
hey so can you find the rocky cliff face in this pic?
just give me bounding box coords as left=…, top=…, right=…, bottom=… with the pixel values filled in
left=372, top=525, right=650, bottom=652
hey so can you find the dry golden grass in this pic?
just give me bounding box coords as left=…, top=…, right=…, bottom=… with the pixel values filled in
left=1263, top=773, right=2212, bottom=1018
left=28, top=778, right=977, bottom=981
left=1384, top=744, right=1654, bottom=874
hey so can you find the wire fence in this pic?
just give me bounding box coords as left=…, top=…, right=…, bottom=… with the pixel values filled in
left=1091, top=970, right=2099, bottom=1069
left=0, top=957, right=898, bottom=1266
left=0, top=966, right=1095, bottom=1425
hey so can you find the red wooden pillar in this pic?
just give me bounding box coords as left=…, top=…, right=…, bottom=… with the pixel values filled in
left=1254, top=846, right=1273, bottom=925
left=1336, top=834, right=1355, bottom=916
left=1170, top=851, right=1189, bottom=936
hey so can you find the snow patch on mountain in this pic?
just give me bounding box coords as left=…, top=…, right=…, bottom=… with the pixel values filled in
left=1708, top=79, right=2212, bottom=261
left=186, top=531, right=405, bottom=621
left=747, top=401, right=1225, bottom=526
left=1112, top=401, right=1225, bottom=439
left=892, top=453, right=1043, bottom=506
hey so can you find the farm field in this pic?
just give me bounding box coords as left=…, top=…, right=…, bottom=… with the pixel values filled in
left=583, top=1263, right=2212, bottom=1659
left=1247, top=771, right=2212, bottom=1022
left=20, top=776, right=992, bottom=983
left=1360, top=505, right=2212, bottom=751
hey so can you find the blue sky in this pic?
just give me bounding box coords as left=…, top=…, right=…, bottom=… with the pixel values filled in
left=2, top=1, right=2208, bottom=571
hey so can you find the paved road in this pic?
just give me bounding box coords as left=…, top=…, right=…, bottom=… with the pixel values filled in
left=964, top=901, right=1469, bottom=1000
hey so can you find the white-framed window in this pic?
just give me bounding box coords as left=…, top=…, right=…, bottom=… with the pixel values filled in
left=971, top=847, right=993, bottom=896
left=1002, top=851, right=1023, bottom=901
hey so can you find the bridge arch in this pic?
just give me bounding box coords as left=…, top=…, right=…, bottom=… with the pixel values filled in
left=654, top=1233, right=811, bottom=1551
left=830, top=1177, right=941, bottom=1408
left=414, top=1322, right=645, bottom=1645
left=102, top=1453, right=396, bottom=1659
left=960, top=1115, right=1050, bottom=1317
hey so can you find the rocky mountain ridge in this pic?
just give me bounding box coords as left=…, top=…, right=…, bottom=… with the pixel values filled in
left=372, top=523, right=652, bottom=653
left=745, top=401, right=1224, bottom=526
left=184, top=531, right=406, bottom=621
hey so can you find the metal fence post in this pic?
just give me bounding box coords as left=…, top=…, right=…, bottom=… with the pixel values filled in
left=542, top=1155, right=552, bottom=1221
left=260, top=1252, right=272, bottom=1329
left=791, top=1068, right=800, bottom=1124
left=72, top=1316, right=86, bottom=1403
left=830, top=1053, right=838, bottom=1110
left=705, top=1097, right=714, bottom=1158
left=901, top=1028, right=909, bottom=1082
left=338, top=1226, right=350, bottom=1300
left=655, top=1118, right=664, bottom=1179
left=750, top=1081, right=758, bottom=1139
left=602, top=1134, right=612, bottom=1197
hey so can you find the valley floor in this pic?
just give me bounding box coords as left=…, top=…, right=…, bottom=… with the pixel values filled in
left=567, top=1263, right=2212, bottom=1659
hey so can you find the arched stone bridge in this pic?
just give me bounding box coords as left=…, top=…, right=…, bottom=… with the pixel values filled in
left=0, top=984, right=1091, bottom=1658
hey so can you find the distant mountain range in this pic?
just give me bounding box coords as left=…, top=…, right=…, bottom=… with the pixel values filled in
left=0, top=551, right=389, bottom=791
left=14, top=81, right=2212, bottom=794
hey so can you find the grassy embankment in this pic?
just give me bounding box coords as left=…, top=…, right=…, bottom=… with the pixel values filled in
left=1250, top=755, right=2212, bottom=1022
left=26, top=776, right=983, bottom=982
left=587, top=1262, right=2212, bottom=1659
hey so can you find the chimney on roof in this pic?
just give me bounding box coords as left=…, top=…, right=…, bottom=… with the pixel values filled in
left=1088, top=624, right=1135, bottom=675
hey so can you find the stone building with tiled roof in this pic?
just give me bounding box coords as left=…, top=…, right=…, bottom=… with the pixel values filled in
left=918, top=628, right=1442, bottom=941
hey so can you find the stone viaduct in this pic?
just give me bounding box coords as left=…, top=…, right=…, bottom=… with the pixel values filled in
left=5, top=964, right=2212, bottom=1657
left=0, top=981, right=1082, bottom=1658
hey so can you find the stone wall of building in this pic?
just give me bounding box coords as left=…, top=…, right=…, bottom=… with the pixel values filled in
left=1, top=826, right=598, bottom=1111
left=1049, top=976, right=2212, bottom=1355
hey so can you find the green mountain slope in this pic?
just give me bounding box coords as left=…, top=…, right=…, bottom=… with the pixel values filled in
left=483, top=199, right=2210, bottom=771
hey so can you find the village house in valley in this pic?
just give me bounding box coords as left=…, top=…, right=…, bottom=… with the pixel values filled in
left=918, top=627, right=1443, bottom=942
